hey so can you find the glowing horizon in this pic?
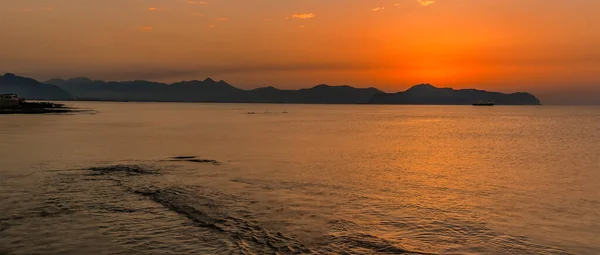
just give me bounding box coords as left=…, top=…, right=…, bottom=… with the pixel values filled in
left=1, top=0, right=599, bottom=104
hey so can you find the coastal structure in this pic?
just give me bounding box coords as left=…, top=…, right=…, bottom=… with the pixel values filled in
left=0, top=93, right=67, bottom=114
left=0, top=94, right=22, bottom=109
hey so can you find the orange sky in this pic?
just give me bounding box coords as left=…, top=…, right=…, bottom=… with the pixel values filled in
left=1, top=0, right=599, bottom=104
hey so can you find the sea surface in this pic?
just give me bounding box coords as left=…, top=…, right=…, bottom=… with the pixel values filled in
left=0, top=102, right=598, bottom=255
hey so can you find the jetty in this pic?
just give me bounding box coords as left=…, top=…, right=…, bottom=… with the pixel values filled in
left=0, top=94, right=71, bottom=114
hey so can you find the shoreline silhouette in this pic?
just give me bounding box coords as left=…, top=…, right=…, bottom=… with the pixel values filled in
left=2, top=73, right=541, bottom=105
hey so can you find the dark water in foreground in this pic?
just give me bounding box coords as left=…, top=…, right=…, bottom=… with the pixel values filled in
left=0, top=102, right=598, bottom=254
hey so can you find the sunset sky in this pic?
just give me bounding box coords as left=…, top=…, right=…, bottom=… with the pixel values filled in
left=1, top=0, right=599, bottom=104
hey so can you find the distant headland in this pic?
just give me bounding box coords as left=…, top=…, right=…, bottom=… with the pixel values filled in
left=1, top=73, right=541, bottom=105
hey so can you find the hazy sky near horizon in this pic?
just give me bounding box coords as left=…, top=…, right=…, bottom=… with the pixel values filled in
left=1, top=0, right=599, bottom=103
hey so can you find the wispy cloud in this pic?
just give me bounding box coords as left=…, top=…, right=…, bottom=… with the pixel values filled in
left=418, top=0, right=435, bottom=6
left=290, top=13, right=315, bottom=19
left=216, top=17, right=230, bottom=21
left=147, top=7, right=158, bottom=11
left=371, top=7, right=385, bottom=12
left=187, top=1, right=208, bottom=4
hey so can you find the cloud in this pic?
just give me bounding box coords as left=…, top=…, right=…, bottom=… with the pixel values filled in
left=139, top=26, right=153, bottom=31
left=371, top=7, right=384, bottom=12
left=418, top=0, right=435, bottom=6
left=147, top=7, right=158, bottom=11
left=290, top=13, right=315, bottom=19
left=216, top=17, right=230, bottom=21
left=187, top=1, right=208, bottom=4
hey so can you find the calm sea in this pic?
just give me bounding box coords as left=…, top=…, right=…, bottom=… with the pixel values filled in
left=1, top=102, right=598, bottom=254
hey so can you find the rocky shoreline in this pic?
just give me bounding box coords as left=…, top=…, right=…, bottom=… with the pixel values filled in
left=0, top=100, right=75, bottom=114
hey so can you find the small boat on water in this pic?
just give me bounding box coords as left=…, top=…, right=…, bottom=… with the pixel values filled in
left=473, top=100, right=495, bottom=106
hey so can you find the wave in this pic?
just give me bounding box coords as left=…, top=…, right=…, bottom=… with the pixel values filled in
left=86, top=163, right=431, bottom=254
left=88, top=164, right=313, bottom=254
left=132, top=187, right=311, bottom=254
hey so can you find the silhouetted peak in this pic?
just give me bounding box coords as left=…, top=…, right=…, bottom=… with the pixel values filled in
left=411, top=83, right=436, bottom=89
left=203, top=77, right=216, bottom=83
left=216, top=80, right=231, bottom=86
left=312, top=84, right=331, bottom=89
left=1, top=73, right=18, bottom=82
left=69, top=77, right=93, bottom=82
left=0, top=73, right=40, bottom=85
left=254, top=86, right=278, bottom=91
left=406, top=83, right=439, bottom=92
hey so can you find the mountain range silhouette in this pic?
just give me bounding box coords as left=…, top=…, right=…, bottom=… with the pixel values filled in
left=1, top=73, right=541, bottom=105
left=0, top=73, right=72, bottom=100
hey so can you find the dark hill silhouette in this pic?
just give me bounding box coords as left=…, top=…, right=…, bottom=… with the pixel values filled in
left=47, top=77, right=384, bottom=104
left=246, top=85, right=382, bottom=104
left=1, top=73, right=72, bottom=100
left=42, top=75, right=541, bottom=105
left=169, top=78, right=246, bottom=102
left=46, top=77, right=168, bottom=101
left=369, top=84, right=541, bottom=105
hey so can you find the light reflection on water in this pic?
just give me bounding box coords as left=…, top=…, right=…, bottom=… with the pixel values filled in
left=0, top=102, right=598, bottom=254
